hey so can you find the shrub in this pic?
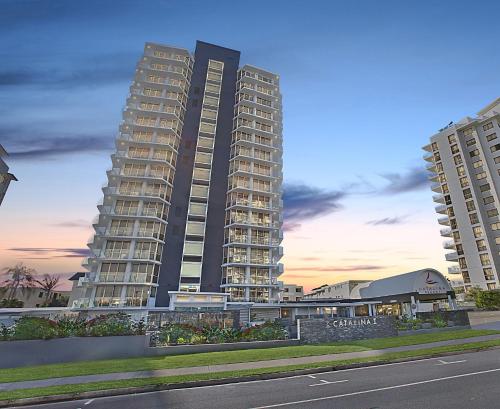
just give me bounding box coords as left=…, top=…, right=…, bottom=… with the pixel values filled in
left=0, top=299, right=24, bottom=308
left=158, top=324, right=198, bottom=345
left=241, top=322, right=288, bottom=341
left=86, top=313, right=135, bottom=337
left=475, top=290, right=500, bottom=310
left=0, top=323, right=13, bottom=341
left=11, top=317, right=58, bottom=340
left=54, top=316, right=87, bottom=338
left=156, top=321, right=287, bottom=345
left=432, top=315, right=447, bottom=328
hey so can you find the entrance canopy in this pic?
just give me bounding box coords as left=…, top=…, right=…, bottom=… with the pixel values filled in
left=352, top=268, right=452, bottom=299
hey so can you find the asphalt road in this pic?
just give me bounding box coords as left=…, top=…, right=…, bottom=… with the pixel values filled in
left=12, top=348, right=500, bottom=409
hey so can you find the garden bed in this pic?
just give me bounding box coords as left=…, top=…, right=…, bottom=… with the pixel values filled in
left=151, top=321, right=289, bottom=347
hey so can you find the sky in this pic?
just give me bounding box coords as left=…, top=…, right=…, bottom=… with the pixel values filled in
left=1, top=0, right=500, bottom=292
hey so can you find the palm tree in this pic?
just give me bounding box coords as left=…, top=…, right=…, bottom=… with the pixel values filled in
left=35, top=274, right=60, bottom=306
left=1, top=264, right=36, bottom=301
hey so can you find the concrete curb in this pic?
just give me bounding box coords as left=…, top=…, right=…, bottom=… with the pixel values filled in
left=2, top=345, right=500, bottom=408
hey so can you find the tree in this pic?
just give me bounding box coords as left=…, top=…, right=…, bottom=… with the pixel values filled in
left=0, top=299, right=24, bottom=308
left=35, top=274, right=60, bottom=306
left=1, top=264, right=36, bottom=301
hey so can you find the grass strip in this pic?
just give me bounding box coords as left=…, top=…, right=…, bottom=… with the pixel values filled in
left=0, top=329, right=497, bottom=384
left=1, top=338, right=500, bottom=402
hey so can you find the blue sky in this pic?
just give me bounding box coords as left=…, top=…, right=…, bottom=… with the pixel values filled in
left=1, top=0, right=499, bottom=289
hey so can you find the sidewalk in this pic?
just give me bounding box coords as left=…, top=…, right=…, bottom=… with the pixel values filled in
left=1, top=333, right=500, bottom=392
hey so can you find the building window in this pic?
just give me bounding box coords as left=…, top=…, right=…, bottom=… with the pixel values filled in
left=486, top=133, right=497, bottom=142
left=480, top=183, right=491, bottom=192
left=491, top=144, right=500, bottom=153
left=463, top=128, right=474, bottom=137
left=487, top=283, right=497, bottom=290
left=495, top=156, right=500, bottom=164
left=491, top=222, right=500, bottom=231
left=484, top=196, right=495, bottom=205
left=484, top=268, right=495, bottom=281
left=466, top=138, right=476, bottom=147
left=480, top=253, right=491, bottom=266
left=459, top=257, right=467, bottom=269
left=450, top=218, right=458, bottom=229
left=448, top=134, right=457, bottom=144
left=466, top=200, right=476, bottom=212
left=477, top=240, right=487, bottom=251
left=459, top=177, right=469, bottom=188
left=473, top=226, right=483, bottom=238
left=453, top=155, right=462, bottom=165
left=463, top=189, right=472, bottom=200
left=476, top=172, right=487, bottom=180
left=470, top=149, right=480, bottom=157
left=462, top=271, right=471, bottom=284
left=473, top=160, right=483, bottom=169
left=456, top=166, right=465, bottom=176
left=456, top=243, right=464, bottom=255
left=180, top=262, right=202, bottom=278
left=483, top=122, right=494, bottom=131
left=469, top=213, right=479, bottom=224
left=487, top=208, right=499, bottom=218
left=450, top=144, right=459, bottom=154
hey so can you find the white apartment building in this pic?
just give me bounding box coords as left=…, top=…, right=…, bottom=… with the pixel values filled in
left=281, top=284, right=304, bottom=302
left=76, top=41, right=283, bottom=309
left=424, top=98, right=500, bottom=290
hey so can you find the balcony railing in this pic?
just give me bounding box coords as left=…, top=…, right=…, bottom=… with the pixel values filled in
left=440, top=227, right=452, bottom=237
left=438, top=216, right=450, bottom=226
left=443, top=240, right=455, bottom=250
left=445, top=252, right=458, bottom=261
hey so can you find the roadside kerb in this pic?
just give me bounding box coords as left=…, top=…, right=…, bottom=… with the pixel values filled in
left=2, top=344, right=500, bottom=409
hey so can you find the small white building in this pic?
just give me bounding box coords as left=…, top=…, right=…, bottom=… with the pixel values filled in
left=304, top=269, right=456, bottom=317
left=282, top=284, right=304, bottom=302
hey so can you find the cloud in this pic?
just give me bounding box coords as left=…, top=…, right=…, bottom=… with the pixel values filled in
left=282, top=273, right=324, bottom=279
left=8, top=247, right=90, bottom=259
left=0, top=48, right=137, bottom=89
left=49, top=220, right=91, bottom=228
left=0, top=128, right=114, bottom=160
left=285, top=265, right=386, bottom=272
left=283, top=183, right=347, bottom=231
left=379, top=167, right=429, bottom=194
left=365, top=216, right=407, bottom=226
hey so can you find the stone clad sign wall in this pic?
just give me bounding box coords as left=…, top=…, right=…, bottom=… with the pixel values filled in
left=298, top=316, right=397, bottom=343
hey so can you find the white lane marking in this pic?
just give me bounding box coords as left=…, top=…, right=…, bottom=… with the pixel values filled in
left=249, top=367, right=500, bottom=408
left=84, top=398, right=95, bottom=405
left=167, top=356, right=442, bottom=392
left=436, top=359, right=467, bottom=365
left=307, top=375, right=316, bottom=379
left=309, top=379, right=348, bottom=387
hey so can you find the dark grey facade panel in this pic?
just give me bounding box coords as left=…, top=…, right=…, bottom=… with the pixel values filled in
left=156, top=42, right=240, bottom=306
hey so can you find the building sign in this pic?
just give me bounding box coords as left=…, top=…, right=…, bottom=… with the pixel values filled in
left=416, top=271, right=450, bottom=295
left=326, top=317, right=378, bottom=328
left=298, top=316, right=397, bottom=343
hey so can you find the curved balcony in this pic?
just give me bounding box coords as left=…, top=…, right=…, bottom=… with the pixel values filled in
left=431, top=182, right=442, bottom=193
left=440, top=227, right=452, bottom=237
left=433, top=194, right=446, bottom=204
left=438, top=216, right=450, bottom=226
left=435, top=204, right=447, bottom=214
left=424, top=151, right=435, bottom=162
left=443, top=240, right=455, bottom=250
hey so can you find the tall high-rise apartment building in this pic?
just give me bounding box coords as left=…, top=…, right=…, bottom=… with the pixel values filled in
left=0, top=144, right=17, bottom=206
left=424, top=98, right=500, bottom=290
left=79, top=41, right=283, bottom=308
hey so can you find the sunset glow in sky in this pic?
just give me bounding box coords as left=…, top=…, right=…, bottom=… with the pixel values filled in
left=1, top=0, right=500, bottom=291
